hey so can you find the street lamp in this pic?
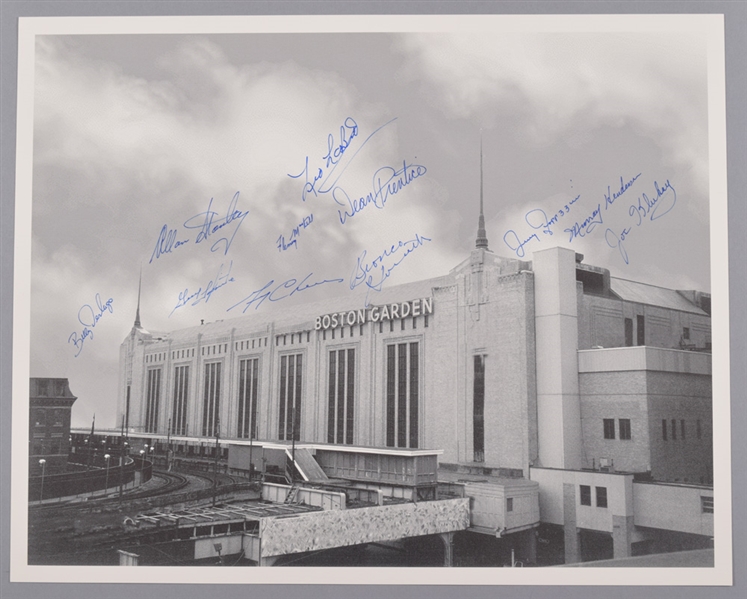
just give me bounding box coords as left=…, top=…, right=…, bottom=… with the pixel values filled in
left=139, top=449, right=145, bottom=484
left=104, top=454, right=111, bottom=496
left=38, top=459, right=46, bottom=503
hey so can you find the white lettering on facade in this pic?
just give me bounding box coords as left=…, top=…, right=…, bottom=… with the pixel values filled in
left=314, top=298, right=434, bottom=330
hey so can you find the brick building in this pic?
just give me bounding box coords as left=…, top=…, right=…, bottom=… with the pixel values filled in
left=29, top=378, right=77, bottom=474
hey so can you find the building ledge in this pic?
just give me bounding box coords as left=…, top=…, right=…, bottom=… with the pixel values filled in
left=578, top=346, right=711, bottom=375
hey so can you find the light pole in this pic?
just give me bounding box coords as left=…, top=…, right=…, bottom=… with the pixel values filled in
left=139, top=449, right=145, bottom=485
left=38, top=459, right=46, bottom=504
left=104, top=454, right=111, bottom=496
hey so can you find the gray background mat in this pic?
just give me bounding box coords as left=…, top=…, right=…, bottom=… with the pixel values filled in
left=1, top=1, right=745, bottom=598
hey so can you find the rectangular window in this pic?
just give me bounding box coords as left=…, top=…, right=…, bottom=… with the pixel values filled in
left=237, top=358, right=259, bottom=439
left=701, top=496, right=714, bottom=514
left=681, top=419, right=686, bottom=440
left=278, top=354, right=302, bottom=441
left=596, top=486, right=608, bottom=508
left=473, top=355, right=485, bottom=462
left=145, top=368, right=161, bottom=434
left=386, top=342, right=420, bottom=448
left=662, top=419, right=668, bottom=441
left=683, top=327, right=690, bottom=340
left=580, top=485, right=591, bottom=506
left=619, top=418, right=631, bottom=440
left=172, top=365, right=189, bottom=436
left=671, top=418, right=677, bottom=440
left=636, top=315, right=645, bottom=346
left=603, top=418, right=615, bottom=439
left=506, top=497, right=513, bottom=512
left=202, top=362, right=221, bottom=437
left=327, top=349, right=355, bottom=444
left=624, top=318, right=633, bottom=347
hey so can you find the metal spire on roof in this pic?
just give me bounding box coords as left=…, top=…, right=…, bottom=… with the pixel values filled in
left=134, top=266, right=142, bottom=328
left=475, top=132, right=489, bottom=250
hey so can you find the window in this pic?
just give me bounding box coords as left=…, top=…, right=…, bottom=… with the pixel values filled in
left=619, top=418, right=631, bottom=440
left=624, top=318, right=633, bottom=347
left=636, top=315, right=645, bottom=346
left=671, top=418, right=677, bottom=440
left=473, top=355, right=486, bottom=462
left=701, top=496, right=714, bottom=514
left=172, top=365, right=190, bottom=436
left=145, top=368, right=162, bottom=433
left=683, top=327, right=690, bottom=340
left=238, top=358, right=259, bottom=439
left=681, top=419, right=686, bottom=440
left=202, top=362, right=221, bottom=437
left=386, top=342, right=419, bottom=448
left=596, top=486, right=608, bottom=508
left=580, top=485, right=591, bottom=506
left=278, top=354, right=303, bottom=441
left=603, top=419, right=616, bottom=440
left=327, top=349, right=355, bottom=444
left=506, top=497, right=513, bottom=512
left=662, top=419, right=668, bottom=441
left=34, top=410, right=46, bottom=427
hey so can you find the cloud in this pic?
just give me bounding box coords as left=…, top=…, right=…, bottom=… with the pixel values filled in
left=31, top=36, right=462, bottom=426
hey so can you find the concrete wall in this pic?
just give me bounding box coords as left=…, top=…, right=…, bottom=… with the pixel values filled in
left=259, top=498, right=470, bottom=557
left=645, top=372, right=712, bottom=483
left=261, top=482, right=345, bottom=510
left=462, top=481, right=540, bottom=534
left=633, top=482, right=714, bottom=536
left=530, top=467, right=634, bottom=533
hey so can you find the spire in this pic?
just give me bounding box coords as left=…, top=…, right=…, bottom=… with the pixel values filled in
left=475, top=132, right=489, bottom=250
left=134, top=267, right=142, bottom=328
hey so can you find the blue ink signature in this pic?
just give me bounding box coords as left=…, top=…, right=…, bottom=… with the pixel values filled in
left=170, top=261, right=236, bottom=317
left=605, top=178, right=677, bottom=265
left=277, top=214, right=314, bottom=251
left=350, top=234, right=432, bottom=304
left=603, top=173, right=642, bottom=210
left=68, top=294, right=114, bottom=357
left=150, top=191, right=249, bottom=263
left=503, top=230, right=540, bottom=258
left=334, top=160, right=427, bottom=225
left=564, top=203, right=603, bottom=242
left=227, top=273, right=344, bottom=314
left=525, top=194, right=581, bottom=236
left=289, top=117, right=395, bottom=202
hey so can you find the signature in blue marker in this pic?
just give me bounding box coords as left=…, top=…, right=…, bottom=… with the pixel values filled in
left=350, top=234, right=432, bottom=304
left=334, top=160, right=427, bottom=225
left=227, top=273, right=344, bottom=314
left=605, top=178, right=677, bottom=265
left=277, top=214, right=314, bottom=252
left=170, top=261, right=236, bottom=317
left=629, top=179, right=677, bottom=224
left=503, top=230, right=540, bottom=258
left=525, top=194, right=581, bottom=236
left=564, top=203, right=603, bottom=242
left=288, top=117, right=362, bottom=202
left=603, top=173, right=642, bottom=210
left=150, top=191, right=249, bottom=263
left=68, top=294, right=114, bottom=357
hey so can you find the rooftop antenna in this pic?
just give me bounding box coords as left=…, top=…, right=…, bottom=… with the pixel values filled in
left=134, top=266, right=142, bottom=328
left=475, top=131, right=489, bottom=250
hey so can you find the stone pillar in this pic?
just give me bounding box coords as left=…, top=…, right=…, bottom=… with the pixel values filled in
left=439, top=532, right=455, bottom=567
left=562, top=483, right=581, bottom=564
left=523, top=528, right=538, bottom=564
left=612, top=515, right=634, bottom=559
left=534, top=247, right=583, bottom=470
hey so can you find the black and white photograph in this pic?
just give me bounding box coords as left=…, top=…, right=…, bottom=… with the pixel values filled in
left=9, top=12, right=732, bottom=585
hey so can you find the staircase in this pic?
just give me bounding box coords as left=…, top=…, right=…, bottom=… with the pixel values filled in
left=284, top=486, right=300, bottom=504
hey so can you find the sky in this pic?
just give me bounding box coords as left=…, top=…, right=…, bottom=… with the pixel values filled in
left=28, top=27, right=713, bottom=428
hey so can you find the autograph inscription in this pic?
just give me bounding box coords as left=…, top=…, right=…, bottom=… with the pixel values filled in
left=68, top=294, right=114, bottom=357
left=227, top=273, right=345, bottom=314
left=170, top=262, right=236, bottom=317
left=150, top=191, right=249, bottom=263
